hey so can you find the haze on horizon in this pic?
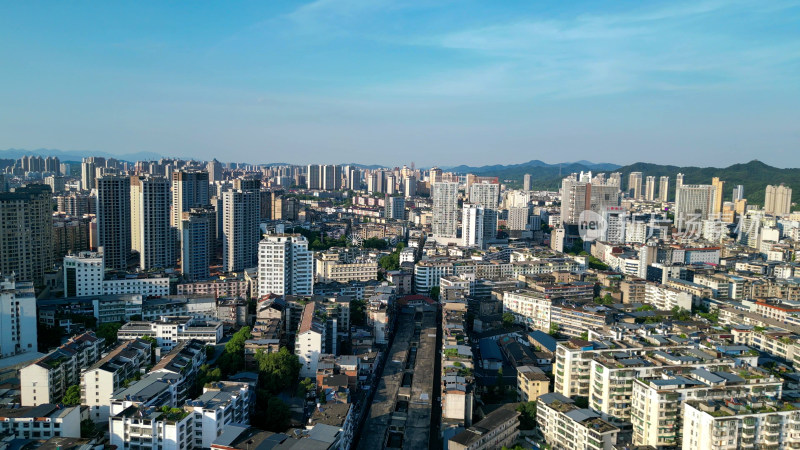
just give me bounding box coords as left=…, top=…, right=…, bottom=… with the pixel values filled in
left=1, top=0, right=799, bottom=167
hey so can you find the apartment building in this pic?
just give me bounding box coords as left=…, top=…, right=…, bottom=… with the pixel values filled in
left=0, top=404, right=81, bottom=440
left=258, top=234, right=313, bottom=297
left=683, top=397, right=800, bottom=449
left=0, top=274, right=38, bottom=359
left=442, top=300, right=474, bottom=425
left=632, top=366, right=782, bottom=448
left=517, top=365, right=550, bottom=402
left=644, top=282, right=693, bottom=311
left=184, top=382, right=254, bottom=449
left=63, top=251, right=170, bottom=297
left=296, top=302, right=326, bottom=379
left=503, top=289, right=552, bottom=332
left=314, top=252, right=377, bottom=284
left=447, top=405, right=520, bottom=450
left=117, top=316, right=223, bottom=350
left=537, top=392, right=619, bottom=450
left=109, top=404, right=194, bottom=450
left=20, top=332, right=104, bottom=406
left=82, top=338, right=153, bottom=422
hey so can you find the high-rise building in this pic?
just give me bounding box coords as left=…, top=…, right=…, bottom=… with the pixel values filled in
left=711, top=177, right=725, bottom=214
left=628, top=172, right=643, bottom=199
left=172, top=170, right=210, bottom=228
left=644, top=176, right=656, bottom=201
left=676, top=173, right=684, bottom=189
left=385, top=195, right=405, bottom=220
left=97, top=175, right=131, bottom=270
left=560, top=172, right=621, bottom=225
left=432, top=181, right=459, bottom=239
left=131, top=175, right=173, bottom=270
left=461, top=204, right=485, bottom=248
left=207, top=159, right=223, bottom=184
left=181, top=209, right=214, bottom=281
left=0, top=274, right=38, bottom=359
left=523, top=173, right=532, bottom=191
left=469, top=181, right=500, bottom=242
left=732, top=184, right=744, bottom=202
left=81, top=158, right=97, bottom=191
left=0, top=185, right=54, bottom=285
left=385, top=173, right=397, bottom=195
left=322, top=164, right=341, bottom=191
left=404, top=176, right=416, bottom=197
left=674, top=184, right=716, bottom=230
left=307, top=164, right=321, bottom=190
left=222, top=180, right=260, bottom=272
left=257, top=234, right=313, bottom=297
left=658, top=176, right=669, bottom=202
left=764, top=184, right=792, bottom=216
left=429, top=167, right=443, bottom=184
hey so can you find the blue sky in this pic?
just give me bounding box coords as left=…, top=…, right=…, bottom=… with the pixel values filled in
left=1, top=0, right=799, bottom=167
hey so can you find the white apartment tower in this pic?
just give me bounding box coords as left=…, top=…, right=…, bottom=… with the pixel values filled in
left=468, top=181, right=500, bottom=242
left=432, top=181, right=459, bottom=239
left=0, top=275, right=37, bottom=359
left=461, top=204, right=485, bottom=248
left=131, top=175, right=174, bottom=270
left=258, top=234, right=313, bottom=297
left=674, top=184, right=717, bottom=230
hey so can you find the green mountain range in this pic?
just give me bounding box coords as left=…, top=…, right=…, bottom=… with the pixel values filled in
left=473, top=160, right=799, bottom=207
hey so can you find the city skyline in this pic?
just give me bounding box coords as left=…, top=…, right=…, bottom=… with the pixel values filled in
left=2, top=0, right=799, bottom=166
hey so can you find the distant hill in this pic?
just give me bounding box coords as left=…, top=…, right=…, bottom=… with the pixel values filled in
left=445, top=159, right=620, bottom=174
left=0, top=148, right=164, bottom=162
left=478, top=160, right=799, bottom=207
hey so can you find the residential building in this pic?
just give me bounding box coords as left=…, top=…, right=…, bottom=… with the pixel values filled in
left=447, top=405, right=520, bottom=450
left=258, top=234, right=313, bottom=297
left=130, top=175, right=173, bottom=269
left=296, top=302, right=326, bottom=379
left=117, top=317, right=223, bottom=350
left=222, top=179, right=260, bottom=272
left=674, top=184, right=716, bottom=230
left=517, top=365, right=550, bottom=402
left=432, top=182, right=459, bottom=239
left=765, top=184, right=792, bottom=216
left=0, top=184, right=54, bottom=285
left=0, top=404, right=81, bottom=439
left=469, top=181, right=500, bottom=242
left=82, top=338, right=152, bottom=422
left=659, top=176, right=670, bottom=202
left=20, top=332, right=104, bottom=406
left=184, top=382, right=254, bottom=449
left=537, top=392, right=619, bottom=450
left=181, top=208, right=214, bottom=281
left=0, top=274, right=38, bottom=359
left=171, top=170, right=210, bottom=228
left=96, top=175, right=132, bottom=270
left=628, top=172, right=643, bottom=199
left=461, top=203, right=485, bottom=248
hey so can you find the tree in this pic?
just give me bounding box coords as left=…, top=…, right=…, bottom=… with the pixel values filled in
left=671, top=306, right=692, bottom=321
left=141, top=336, right=158, bottom=365
left=516, top=402, right=537, bottom=430
left=430, top=286, right=440, bottom=300
left=502, top=312, right=515, bottom=329
left=297, top=377, right=315, bottom=398
left=62, top=384, right=81, bottom=406
left=255, top=347, right=301, bottom=394
left=96, top=322, right=122, bottom=347
left=37, top=325, right=63, bottom=352
left=80, top=419, right=99, bottom=439
left=218, top=326, right=251, bottom=375
left=350, top=300, right=367, bottom=327
left=549, top=323, right=560, bottom=336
